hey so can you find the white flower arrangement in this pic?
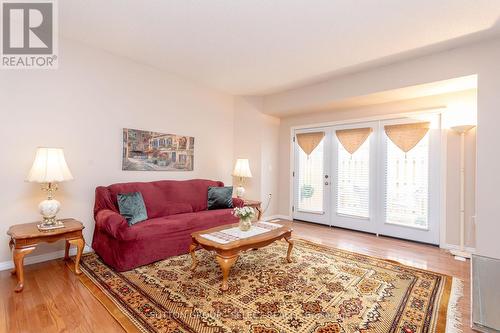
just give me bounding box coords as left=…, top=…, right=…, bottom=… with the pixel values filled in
left=233, top=206, right=255, bottom=220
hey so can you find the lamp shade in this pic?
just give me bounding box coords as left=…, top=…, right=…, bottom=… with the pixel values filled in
left=232, top=159, right=252, bottom=178
left=27, top=147, right=74, bottom=183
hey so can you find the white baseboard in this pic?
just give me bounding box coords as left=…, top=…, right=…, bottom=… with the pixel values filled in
left=440, top=243, right=476, bottom=254
left=263, top=215, right=293, bottom=221
left=0, top=245, right=92, bottom=272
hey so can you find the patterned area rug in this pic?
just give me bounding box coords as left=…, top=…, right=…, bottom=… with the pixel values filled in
left=78, top=239, right=462, bottom=333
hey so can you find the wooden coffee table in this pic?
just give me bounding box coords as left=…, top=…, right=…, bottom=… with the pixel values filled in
left=189, top=221, right=293, bottom=291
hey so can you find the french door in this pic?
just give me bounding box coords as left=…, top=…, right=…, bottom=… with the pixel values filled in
left=293, top=127, right=331, bottom=225
left=293, top=116, right=441, bottom=244
left=377, top=117, right=441, bottom=244
left=331, top=121, right=378, bottom=234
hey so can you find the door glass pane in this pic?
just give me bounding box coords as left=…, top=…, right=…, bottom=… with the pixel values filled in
left=297, top=139, right=324, bottom=213
left=337, top=139, right=370, bottom=218
left=386, top=133, right=429, bottom=228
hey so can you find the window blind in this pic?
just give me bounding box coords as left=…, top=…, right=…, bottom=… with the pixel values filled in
left=385, top=132, right=429, bottom=228
left=337, top=138, right=370, bottom=218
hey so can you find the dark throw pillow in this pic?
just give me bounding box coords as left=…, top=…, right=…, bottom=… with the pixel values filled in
left=207, top=186, right=234, bottom=210
left=117, top=192, right=148, bottom=226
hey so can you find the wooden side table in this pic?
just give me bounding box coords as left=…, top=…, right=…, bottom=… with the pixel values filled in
left=7, top=218, right=85, bottom=292
left=243, top=199, right=262, bottom=221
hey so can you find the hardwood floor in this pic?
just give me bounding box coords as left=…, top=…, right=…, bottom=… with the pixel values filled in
left=0, top=220, right=472, bottom=333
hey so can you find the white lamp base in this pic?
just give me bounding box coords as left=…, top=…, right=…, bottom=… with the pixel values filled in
left=37, top=221, right=65, bottom=231
left=38, top=198, right=63, bottom=230
left=236, top=186, right=245, bottom=198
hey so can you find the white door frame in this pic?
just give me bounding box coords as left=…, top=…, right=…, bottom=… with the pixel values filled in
left=330, top=120, right=378, bottom=234
left=292, top=126, right=332, bottom=225
left=377, top=115, right=441, bottom=245
left=289, top=108, right=447, bottom=246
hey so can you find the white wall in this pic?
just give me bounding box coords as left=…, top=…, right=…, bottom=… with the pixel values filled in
left=233, top=97, right=280, bottom=217
left=0, top=39, right=236, bottom=263
left=233, top=97, right=263, bottom=200
left=277, top=90, right=476, bottom=248
left=259, top=112, right=280, bottom=217
left=2, top=34, right=498, bottom=263
left=265, top=37, right=500, bottom=259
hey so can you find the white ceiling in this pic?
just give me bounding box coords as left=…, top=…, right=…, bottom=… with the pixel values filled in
left=60, top=1, right=500, bottom=95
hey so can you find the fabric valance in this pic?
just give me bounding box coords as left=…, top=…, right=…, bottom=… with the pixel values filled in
left=335, top=127, right=373, bottom=154
left=384, top=122, right=430, bottom=153
left=296, top=132, right=325, bottom=155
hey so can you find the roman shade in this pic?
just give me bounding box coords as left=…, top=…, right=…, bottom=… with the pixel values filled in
left=296, top=132, right=325, bottom=155
left=335, top=127, right=373, bottom=154
left=384, top=122, right=430, bottom=153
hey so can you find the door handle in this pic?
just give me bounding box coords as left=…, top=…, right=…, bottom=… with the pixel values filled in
left=325, top=181, right=329, bottom=185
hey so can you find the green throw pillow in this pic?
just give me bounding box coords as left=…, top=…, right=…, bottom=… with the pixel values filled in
left=207, top=186, right=234, bottom=210
left=117, top=192, right=148, bottom=226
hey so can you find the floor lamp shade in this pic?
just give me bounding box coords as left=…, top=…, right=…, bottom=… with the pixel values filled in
left=27, top=147, right=73, bottom=230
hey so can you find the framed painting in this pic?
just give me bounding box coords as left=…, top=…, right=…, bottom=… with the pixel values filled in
left=122, top=128, right=194, bottom=171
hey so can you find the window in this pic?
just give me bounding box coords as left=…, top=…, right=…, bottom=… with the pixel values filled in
left=337, top=139, right=370, bottom=218
left=297, top=139, right=324, bottom=213
left=385, top=133, right=429, bottom=229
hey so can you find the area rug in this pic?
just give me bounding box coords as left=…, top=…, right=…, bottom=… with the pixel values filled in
left=77, top=239, right=462, bottom=333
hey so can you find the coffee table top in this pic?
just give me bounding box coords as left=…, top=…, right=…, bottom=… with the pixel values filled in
left=192, top=221, right=293, bottom=250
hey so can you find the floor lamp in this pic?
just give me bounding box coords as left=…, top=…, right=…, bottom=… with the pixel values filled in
left=450, top=124, right=475, bottom=261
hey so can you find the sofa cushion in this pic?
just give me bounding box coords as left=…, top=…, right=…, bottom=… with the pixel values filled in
left=117, top=192, right=148, bottom=226
left=160, top=202, right=194, bottom=216
left=116, top=208, right=237, bottom=241
left=207, top=186, right=233, bottom=210
left=107, top=179, right=223, bottom=218
left=181, top=209, right=238, bottom=230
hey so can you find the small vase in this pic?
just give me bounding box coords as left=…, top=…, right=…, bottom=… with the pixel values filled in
left=238, top=217, right=252, bottom=231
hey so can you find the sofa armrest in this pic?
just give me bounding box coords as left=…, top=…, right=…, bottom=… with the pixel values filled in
left=233, top=197, right=244, bottom=208
left=95, top=209, right=128, bottom=239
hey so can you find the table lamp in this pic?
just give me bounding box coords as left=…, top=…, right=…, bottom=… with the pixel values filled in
left=232, top=159, right=252, bottom=198
left=26, top=147, right=73, bottom=230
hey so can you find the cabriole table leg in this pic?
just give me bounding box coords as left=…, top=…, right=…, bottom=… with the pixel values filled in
left=189, top=242, right=198, bottom=271
left=68, top=237, right=85, bottom=274
left=285, top=236, right=294, bottom=263
left=13, top=247, right=36, bottom=292
left=216, top=255, right=238, bottom=291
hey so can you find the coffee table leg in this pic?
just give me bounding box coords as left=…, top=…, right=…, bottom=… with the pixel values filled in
left=189, top=242, right=198, bottom=271
left=285, top=236, right=294, bottom=263
left=216, top=255, right=238, bottom=291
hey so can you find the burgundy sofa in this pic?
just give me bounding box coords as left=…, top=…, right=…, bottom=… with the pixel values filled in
left=92, top=179, right=243, bottom=271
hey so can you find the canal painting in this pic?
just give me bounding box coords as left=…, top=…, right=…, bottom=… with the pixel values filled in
left=122, top=128, right=194, bottom=171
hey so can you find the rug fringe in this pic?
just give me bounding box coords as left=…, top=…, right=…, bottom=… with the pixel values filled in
left=446, top=277, right=464, bottom=333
